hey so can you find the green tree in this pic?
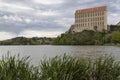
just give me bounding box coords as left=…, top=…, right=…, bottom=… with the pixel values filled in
left=111, top=31, right=120, bottom=43
left=104, top=34, right=112, bottom=43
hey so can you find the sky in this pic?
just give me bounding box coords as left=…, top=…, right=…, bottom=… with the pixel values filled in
left=0, top=0, right=120, bottom=40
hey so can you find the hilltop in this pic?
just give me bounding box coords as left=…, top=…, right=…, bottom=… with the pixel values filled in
left=0, top=37, right=52, bottom=45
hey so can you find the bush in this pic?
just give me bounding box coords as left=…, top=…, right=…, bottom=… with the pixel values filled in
left=112, top=31, right=120, bottom=43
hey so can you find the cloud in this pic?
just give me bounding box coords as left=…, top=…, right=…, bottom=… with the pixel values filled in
left=0, top=30, right=64, bottom=41
left=0, top=31, right=16, bottom=41
left=0, top=15, right=22, bottom=22
left=78, top=0, right=95, bottom=4
left=54, top=18, right=74, bottom=27
left=24, top=18, right=32, bottom=23
left=108, top=12, right=120, bottom=24
left=0, top=1, right=34, bottom=13
left=0, top=15, right=33, bottom=24
left=35, top=10, right=60, bottom=16
left=110, top=0, right=120, bottom=10
left=18, top=30, right=64, bottom=38
left=33, top=0, right=64, bottom=5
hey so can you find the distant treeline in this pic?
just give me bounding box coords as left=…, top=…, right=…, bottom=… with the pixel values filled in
left=0, top=37, right=53, bottom=45
left=52, top=25, right=120, bottom=45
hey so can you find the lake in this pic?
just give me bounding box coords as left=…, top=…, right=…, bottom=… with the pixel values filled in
left=0, top=45, right=120, bottom=65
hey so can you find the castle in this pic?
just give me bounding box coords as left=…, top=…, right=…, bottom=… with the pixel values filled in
left=70, top=6, right=107, bottom=32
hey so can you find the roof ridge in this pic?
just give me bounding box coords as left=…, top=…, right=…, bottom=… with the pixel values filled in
left=75, top=6, right=107, bottom=14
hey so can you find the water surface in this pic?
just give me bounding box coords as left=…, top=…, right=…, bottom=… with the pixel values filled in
left=0, top=45, right=120, bottom=65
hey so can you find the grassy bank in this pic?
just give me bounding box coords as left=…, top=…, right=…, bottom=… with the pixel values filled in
left=0, top=54, right=120, bottom=80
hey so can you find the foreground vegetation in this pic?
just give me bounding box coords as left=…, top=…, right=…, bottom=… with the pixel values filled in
left=0, top=54, right=120, bottom=80
left=52, top=25, right=120, bottom=45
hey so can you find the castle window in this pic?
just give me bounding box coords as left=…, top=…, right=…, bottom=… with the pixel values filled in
left=102, top=12, right=104, bottom=15
left=102, top=22, right=104, bottom=26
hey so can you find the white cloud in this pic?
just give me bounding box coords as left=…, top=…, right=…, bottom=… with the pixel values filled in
left=0, top=15, right=33, bottom=23
left=0, top=15, right=22, bottom=22
left=54, top=18, right=74, bottom=27
left=78, top=0, right=95, bottom=4
left=0, top=31, right=16, bottom=41
left=110, top=0, right=120, bottom=10
left=0, top=30, right=63, bottom=41
left=108, top=12, right=120, bottom=24
left=33, top=0, right=64, bottom=5
left=0, top=1, right=34, bottom=13
left=35, top=10, right=60, bottom=16
left=18, top=30, right=63, bottom=38
left=24, top=18, right=32, bottom=23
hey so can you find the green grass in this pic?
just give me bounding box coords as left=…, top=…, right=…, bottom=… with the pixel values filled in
left=0, top=54, right=40, bottom=80
left=0, top=54, right=120, bottom=80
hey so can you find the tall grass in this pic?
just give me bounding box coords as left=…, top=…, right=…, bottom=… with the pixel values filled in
left=40, top=55, right=120, bottom=80
left=0, top=54, right=120, bottom=80
left=92, top=55, right=120, bottom=80
left=0, top=54, right=40, bottom=80
left=40, top=55, right=92, bottom=80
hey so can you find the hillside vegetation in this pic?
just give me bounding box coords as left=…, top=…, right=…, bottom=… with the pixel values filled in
left=52, top=25, right=120, bottom=45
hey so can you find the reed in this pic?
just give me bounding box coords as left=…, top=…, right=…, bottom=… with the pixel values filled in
left=92, top=55, right=120, bottom=80
left=40, top=55, right=120, bottom=80
left=40, top=54, right=92, bottom=80
left=0, top=54, right=120, bottom=80
left=0, top=54, right=40, bottom=80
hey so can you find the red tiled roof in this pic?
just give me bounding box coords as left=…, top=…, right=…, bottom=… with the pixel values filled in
left=75, top=6, right=107, bottom=14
